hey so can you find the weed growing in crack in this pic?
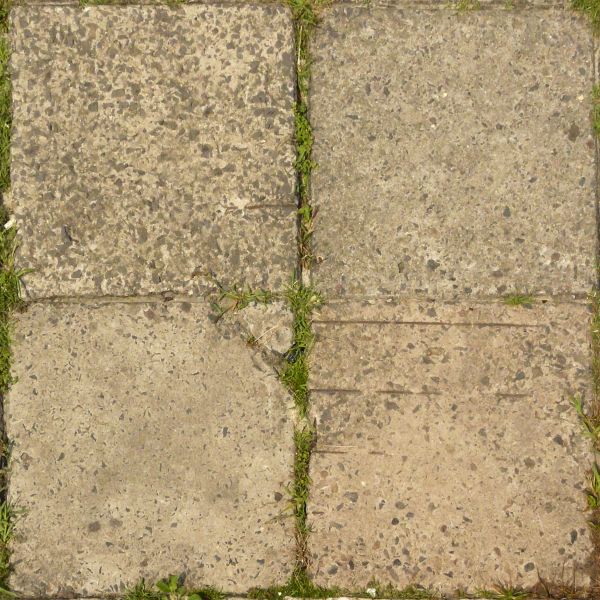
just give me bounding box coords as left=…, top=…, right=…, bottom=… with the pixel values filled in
left=287, top=0, right=327, bottom=271
left=0, top=207, right=26, bottom=591
left=295, top=101, right=316, bottom=268
left=572, top=396, right=600, bottom=449
left=0, top=32, right=10, bottom=193
left=280, top=281, right=322, bottom=418
left=363, top=582, right=437, bottom=599
left=503, top=293, right=534, bottom=307
left=125, top=576, right=224, bottom=600
left=289, top=425, right=314, bottom=570
left=249, top=568, right=344, bottom=600
left=573, top=0, right=600, bottom=31
left=591, top=288, right=600, bottom=401
left=454, top=0, right=481, bottom=11
left=0, top=502, right=16, bottom=587
left=472, top=588, right=529, bottom=600
left=586, top=463, right=600, bottom=510
left=0, top=1, right=9, bottom=35
left=592, top=85, right=600, bottom=137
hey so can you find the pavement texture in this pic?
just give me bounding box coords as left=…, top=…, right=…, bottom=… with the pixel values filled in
left=9, top=4, right=297, bottom=298
left=308, top=300, right=593, bottom=587
left=305, top=3, right=598, bottom=592
left=7, top=301, right=294, bottom=595
left=5, top=0, right=600, bottom=597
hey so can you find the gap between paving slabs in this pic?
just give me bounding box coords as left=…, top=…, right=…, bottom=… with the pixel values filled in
left=0, top=1, right=23, bottom=594
left=0, top=1, right=599, bottom=599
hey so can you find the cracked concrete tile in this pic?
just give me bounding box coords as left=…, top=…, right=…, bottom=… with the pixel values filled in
left=310, top=7, right=595, bottom=299
left=9, top=4, right=296, bottom=298
left=308, top=299, right=593, bottom=590
left=6, top=301, right=294, bottom=595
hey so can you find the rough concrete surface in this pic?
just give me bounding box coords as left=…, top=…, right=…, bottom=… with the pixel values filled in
left=310, top=7, right=595, bottom=299
left=9, top=4, right=296, bottom=298
left=308, top=299, right=594, bottom=590
left=6, top=301, right=294, bottom=595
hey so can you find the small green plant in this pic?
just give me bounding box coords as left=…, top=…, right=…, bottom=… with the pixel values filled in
left=591, top=289, right=600, bottom=411
left=474, top=587, right=529, bottom=600
left=286, top=0, right=328, bottom=271
left=475, top=586, right=530, bottom=600
left=249, top=568, right=344, bottom=600
left=0, top=0, right=9, bottom=35
left=289, top=426, right=313, bottom=567
left=573, top=0, right=600, bottom=32
left=208, top=274, right=274, bottom=320
left=125, top=577, right=224, bottom=600
left=0, top=502, right=17, bottom=590
left=586, top=463, right=600, bottom=509
left=0, top=34, right=10, bottom=193
left=592, top=85, right=600, bottom=137
left=572, top=396, right=600, bottom=448
left=280, top=281, right=322, bottom=418
left=503, top=293, right=534, bottom=307
left=454, top=0, right=481, bottom=11
left=365, top=582, right=437, bottom=599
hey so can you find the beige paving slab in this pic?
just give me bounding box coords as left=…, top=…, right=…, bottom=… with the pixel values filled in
left=310, top=7, right=595, bottom=299
left=9, top=4, right=296, bottom=299
left=6, top=301, right=294, bottom=595
left=307, top=299, right=594, bottom=590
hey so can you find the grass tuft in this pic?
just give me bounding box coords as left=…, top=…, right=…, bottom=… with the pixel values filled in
left=0, top=0, right=9, bottom=36
left=365, top=582, right=437, bottom=599
left=249, top=568, right=344, bottom=600
left=454, top=0, right=481, bottom=11
left=208, top=274, right=274, bottom=321
left=295, top=105, right=316, bottom=268
left=573, top=0, right=600, bottom=32
left=289, top=426, right=314, bottom=569
left=287, top=0, right=327, bottom=271
left=503, top=293, right=534, bottom=307
left=0, top=211, right=25, bottom=593
left=572, top=395, right=600, bottom=449
left=0, top=32, right=10, bottom=193
left=125, top=576, right=224, bottom=600
left=592, top=85, right=600, bottom=137
left=473, top=588, right=529, bottom=600
left=0, top=502, right=16, bottom=587
left=280, top=280, right=322, bottom=418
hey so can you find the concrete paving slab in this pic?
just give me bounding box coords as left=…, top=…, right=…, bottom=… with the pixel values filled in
left=9, top=4, right=296, bottom=298
left=310, top=7, right=595, bottom=299
left=6, top=301, right=294, bottom=595
left=307, top=299, right=594, bottom=590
